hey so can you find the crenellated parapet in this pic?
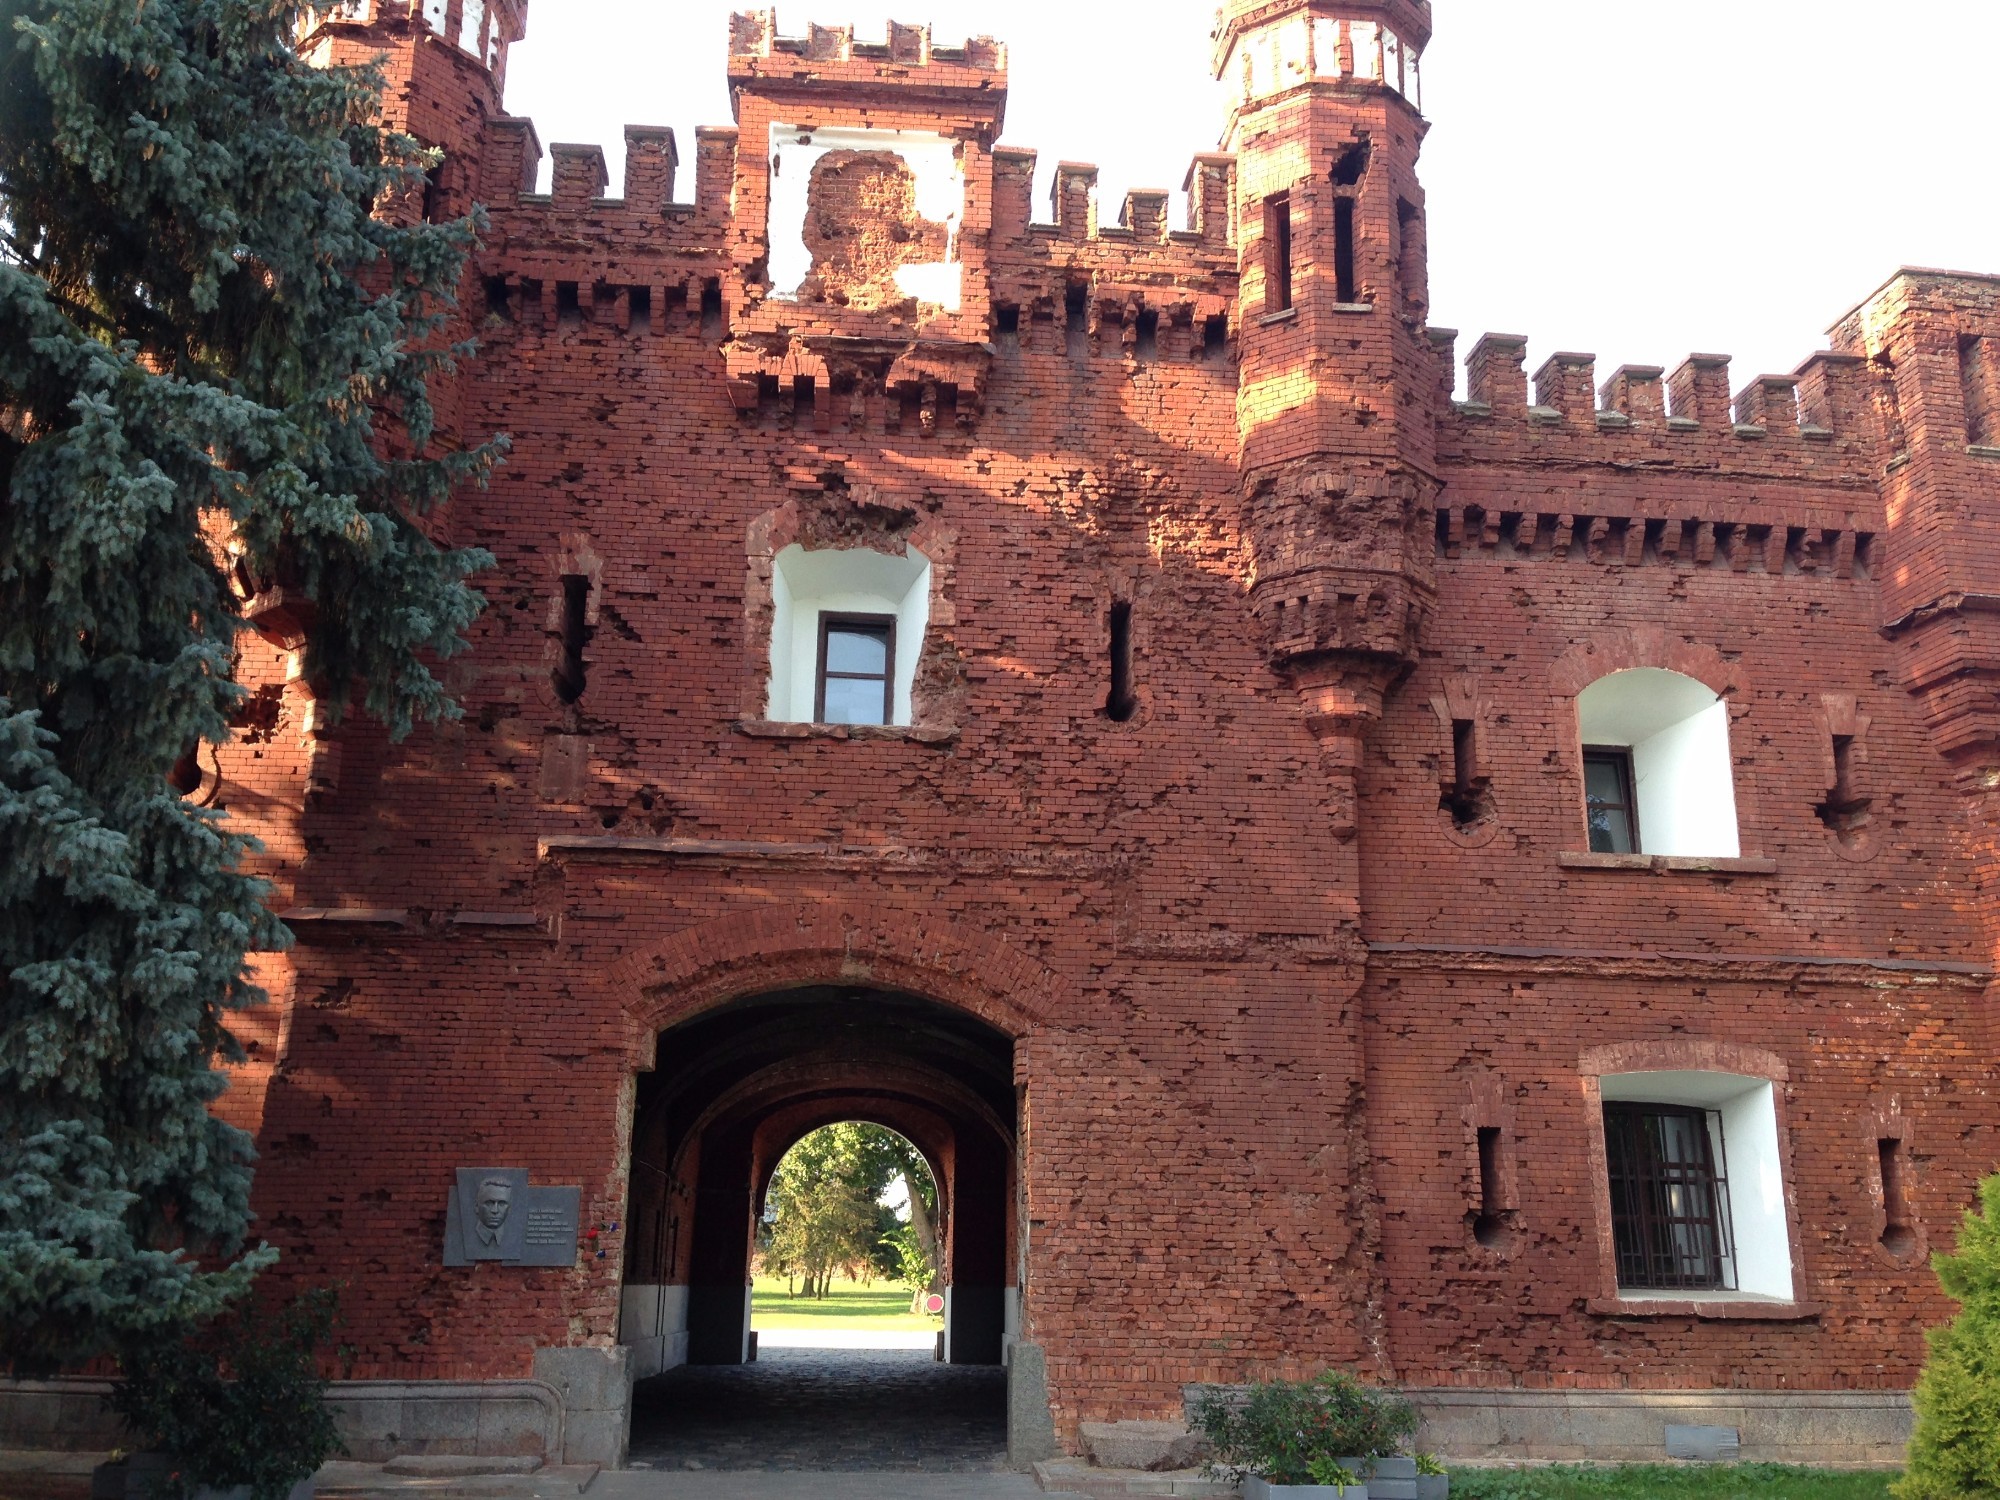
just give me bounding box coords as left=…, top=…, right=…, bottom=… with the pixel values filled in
left=1429, top=332, right=1884, bottom=489
left=726, top=11, right=1005, bottom=86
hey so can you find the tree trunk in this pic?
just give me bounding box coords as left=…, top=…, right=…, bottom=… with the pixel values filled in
left=906, top=1174, right=944, bottom=1312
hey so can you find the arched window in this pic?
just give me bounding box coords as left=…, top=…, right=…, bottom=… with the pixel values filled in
left=1576, top=668, right=1738, bottom=858
left=768, top=544, right=931, bottom=726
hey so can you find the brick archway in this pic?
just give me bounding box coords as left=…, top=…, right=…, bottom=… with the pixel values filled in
left=609, top=900, right=1075, bottom=1064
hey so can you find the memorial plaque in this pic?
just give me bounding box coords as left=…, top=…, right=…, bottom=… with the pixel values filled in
left=442, top=1168, right=580, bottom=1268
left=444, top=1167, right=530, bottom=1265
left=519, top=1185, right=582, bottom=1267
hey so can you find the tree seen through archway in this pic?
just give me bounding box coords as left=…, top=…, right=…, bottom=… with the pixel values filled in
left=760, top=1123, right=941, bottom=1307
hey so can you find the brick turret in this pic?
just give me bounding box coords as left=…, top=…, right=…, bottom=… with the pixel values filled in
left=1219, top=0, right=1438, bottom=841
left=302, top=0, right=526, bottom=217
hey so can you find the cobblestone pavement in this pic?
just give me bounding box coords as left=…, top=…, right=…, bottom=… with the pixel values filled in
left=627, top=1346, right=1010, bottom=1473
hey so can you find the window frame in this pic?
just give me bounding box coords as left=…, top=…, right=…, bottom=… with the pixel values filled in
left=1582, top=743, right=1641, bottom=854
left=1602, top=1101, right=1737, bottom=1293
left=1578, top=1043, right=1814, bottom=1318
left=1264, top=191, right=1293, bottom=315
left=814, top=611, right=897, bottom=726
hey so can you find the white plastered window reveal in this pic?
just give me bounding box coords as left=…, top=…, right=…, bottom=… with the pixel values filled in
left=1576, top=668, right=1740, bottom=857
left=768, top=545, right=932, bottom=726
left=765, top=125, right=966, bottom=312
left=458, top=0, right=485, bottom=55
left=1235, top=18, right=1419, bottom=107
left=1599, top=1071, right=1795, bottom=1302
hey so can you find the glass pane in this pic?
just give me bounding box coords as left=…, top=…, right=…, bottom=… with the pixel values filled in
left=1584, top=758, right=1625, bottom=803
left=824, top=626, right=888, bottom=675
left=1585, top=756, right=1635, bottom=854
left=821, top=676, right=887, bottom=725
left=1588, top=803, right=1634, bottom=854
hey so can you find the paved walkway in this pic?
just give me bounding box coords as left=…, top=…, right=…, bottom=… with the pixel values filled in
left=630, top=1346, right=1009, bottom=1473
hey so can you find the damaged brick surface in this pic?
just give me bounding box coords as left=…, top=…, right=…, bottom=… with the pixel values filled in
left=202, top=0, right=2000, bottom=1457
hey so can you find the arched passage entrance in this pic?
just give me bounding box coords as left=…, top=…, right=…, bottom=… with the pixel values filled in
left=620, top=985, right=1017, bottom=1376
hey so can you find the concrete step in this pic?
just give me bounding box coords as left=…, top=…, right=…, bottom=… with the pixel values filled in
left=1033, top=1459, right=1237, bottom=1498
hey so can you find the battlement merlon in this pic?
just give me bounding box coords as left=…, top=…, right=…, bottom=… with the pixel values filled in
left=727, top=12, right=1007, bottom=122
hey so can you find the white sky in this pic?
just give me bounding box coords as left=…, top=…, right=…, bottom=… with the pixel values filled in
left=505, top=1, right=1999, bottom=390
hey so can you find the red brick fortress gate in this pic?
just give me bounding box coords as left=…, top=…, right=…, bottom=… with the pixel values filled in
left=4, top=0, right=1999, bottom=1476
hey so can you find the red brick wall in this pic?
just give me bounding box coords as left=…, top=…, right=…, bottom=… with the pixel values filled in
left=206, top=1, right=2000, bottom=1439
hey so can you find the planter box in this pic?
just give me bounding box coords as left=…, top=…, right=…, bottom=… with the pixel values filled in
left=1415, top=1477, right=1450, bottom=1500
left=1243, top=1478, right=1368, bottom=1500
left=1369, top=1456, right=1419, bottom=1499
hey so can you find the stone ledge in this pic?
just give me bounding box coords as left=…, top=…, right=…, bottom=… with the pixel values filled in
left=1556, top=851, right=1778, bottom=875
left=1401, top=1386, right=1912, bottom=1467
left=1035, top=1458, right=1235, bottom=1498
left=733, top=717, right=959, bottom=744
left=382, top=1454, right=542, bottom=1476
left=1585, top=1296, right=1826, bottom=1320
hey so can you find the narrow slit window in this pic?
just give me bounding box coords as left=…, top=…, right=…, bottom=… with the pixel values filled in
left=1445, top=717, right=1483, bottom=828
left=1582, top=746, right=1638, bottom=853
left=1473, top=1125, right=1507, bottom=1248
left=1961, top=335, right=1996, bottom=446
left=1396, top=196, right=1422, bottom=309
left=1264, top=193, right=1293, bottom=314
left=628, top=285, right=652, bottom=334
left=1878, top=1137, right=1916, bottom=1258
left=552, top=575, right=591, bottom=703
left=1604, top=1102, right=1736, bottom=1292
left=1333, top=197, right=1357, bottom=303
left=699, top=277, right=724, bottom=338
left=1105, top=601, right=1138, bottom=722
left=421, top=162, right=446, bottom=224
left=556, top=281, right=582, bottom=328
left=1817, top=732, right=1871, bottom=834
left=168, top=741, right=204, bottom=797
left=816, top=613, right=895, bottom=726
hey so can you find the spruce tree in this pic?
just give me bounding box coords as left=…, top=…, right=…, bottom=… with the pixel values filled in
left=1897, top=1170, right=2000, bottom=1500
left=0, top=0, right=497, bottom=1366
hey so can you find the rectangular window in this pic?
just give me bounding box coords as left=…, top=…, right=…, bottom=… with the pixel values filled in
left=1961, top=335, right=1996, bottom=447
left=1264, top=193, right=1293, bottom=314
left=815, top=613, right=895, bottom=726
left=1603, top=1103, right=1736, bottom=1292
left=1333, top=197, right=1357, bottom=303
left=1583, top=746, right=1639, bottom=853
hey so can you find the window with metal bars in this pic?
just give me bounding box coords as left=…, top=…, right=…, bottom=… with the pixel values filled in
left=1603, top=1102, right=1737, bottom=1291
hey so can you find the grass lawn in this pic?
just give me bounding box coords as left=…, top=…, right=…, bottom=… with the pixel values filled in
left=750, top=1273, right=942, bottom=1331
left=1452, top=1465, right=1898, bottom=1500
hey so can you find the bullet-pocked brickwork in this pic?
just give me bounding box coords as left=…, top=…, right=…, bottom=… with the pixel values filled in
left=208, top=0, right=2000, bottom=1451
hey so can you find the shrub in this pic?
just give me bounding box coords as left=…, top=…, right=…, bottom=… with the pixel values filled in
left=109, top=1286, right=345, bottom=1500
left=1896, top=1171, right=2000, bottom=1500
left=1193, top=1369, right=1418, bottom=1486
